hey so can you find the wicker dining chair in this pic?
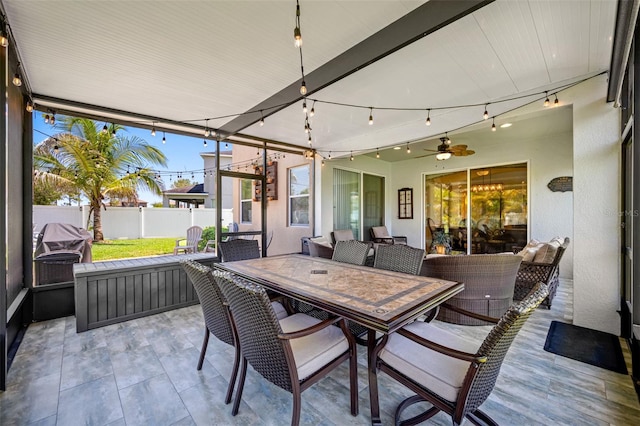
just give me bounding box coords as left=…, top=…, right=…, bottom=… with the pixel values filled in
left=371, top=283, right=548, bottom=426
left=179, top=260, right=238, bottom=404
left=331, top=240, right=371, bottom=266
left=180, top=260, right=288, bottom=404
left=373, top=244, right=425, bottom=275
left=214, top=273, right=358, bottom=426
left=218, top=239, right=260, bottom=262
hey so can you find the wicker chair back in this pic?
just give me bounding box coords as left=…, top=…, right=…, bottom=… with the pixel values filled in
left=422, top=254, right=523, bottom=325
left=180, top=260, right=234, bottom=346
left=374, top=244, right=424, bottom=275
left=218, top=239, right=260, bottom=262
left=214, top=273, right=294, bottom=392
left=332, top=240, right=370, bottom=265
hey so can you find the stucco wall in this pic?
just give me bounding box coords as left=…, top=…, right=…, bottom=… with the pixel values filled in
left=232, top=145, right=314, bottom=256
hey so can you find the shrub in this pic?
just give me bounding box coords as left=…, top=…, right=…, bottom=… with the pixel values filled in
left=198, top=225, right=229, bottom=251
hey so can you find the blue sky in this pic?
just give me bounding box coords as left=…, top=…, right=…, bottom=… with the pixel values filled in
left=33, top=111, right=221, bottom=204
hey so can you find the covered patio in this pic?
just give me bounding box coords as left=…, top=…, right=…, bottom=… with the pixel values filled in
left=1, top=0, right=640, bottom=423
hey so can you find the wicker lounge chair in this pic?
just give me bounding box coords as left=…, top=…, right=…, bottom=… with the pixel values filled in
left=214, top=273, right=358, bottom=425
left=513, top=237, right=570, bottom=309
left=307, top=239, right=334, bottom=259
left=369, top=225, right=408, bottom=245
left=370, top=283, right=548, bottom=426
left=218, top=239, right=260, bottom=262
left=373, top=244, right=424, bottom=275
left=421, top=254, right=523, bottom=325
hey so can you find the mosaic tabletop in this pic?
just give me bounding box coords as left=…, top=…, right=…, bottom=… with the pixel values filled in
left=215, top=254, right=463, bottom=333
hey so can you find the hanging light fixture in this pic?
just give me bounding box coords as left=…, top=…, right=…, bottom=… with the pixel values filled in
left=554, top=93, right=559, bottom=106
left=44, top=114, right=50, bottom=124
left=491, top=117, right=496, bottom=132
left=12, top=72, right=22, bottom=86
left=445, top=132, right=451, bottom=144
left=294, top=0, right=302, bottom=47
left=544, top=91, right=550, bottom=107
left=203, top=139, right=207, bottom=147
left=406, top=142, right=411, bottom=154
left=302, top=99, right=307, bottom=114
left=49, top=114, right=55, bottom=125
left=0, top=22, right=8, bottom=48
left=204, top=119, right=211, bottom=137
left=376, top=148, right=380, bottom=159
left=471, top=169, right=503, bottom=192
left=368, top=107, right=374, bottom=125
left=425, top=109, right=431, bottom=126
left=102, top=124, right=108, bottom=134
left=111, top=124, right=116, bottom=137
left=300, top=79, right=307, bottom=95
left=350, top=151, right=354, bottom=161
left=483, top=104, right=489, bottom=120
left=53, top=145, right=59, bottom=154
left=436, top=151, right=451, bottom=161
left=162, top=132, right=166, bottom=144
left=310, top=100, right=315, bottom=117
left=26, top=100, right=34, bottom=113
left=151, top=123, right=156, bottom=137
left=259, top=110, right=265, bottom=126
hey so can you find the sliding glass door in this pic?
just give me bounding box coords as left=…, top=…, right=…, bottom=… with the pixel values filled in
left=334, top=169, right=385, bottom=241
left=425, top=163, right=528, bottom=254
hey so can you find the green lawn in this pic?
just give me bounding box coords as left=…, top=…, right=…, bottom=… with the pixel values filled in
left=91, top=238, right=179, bottom=261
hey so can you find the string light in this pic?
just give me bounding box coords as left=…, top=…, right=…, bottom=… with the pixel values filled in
left=492, top=117, right=497, bottom=132
left=111, top=124, right=116, bottom=137
left=44, top=114, right=50, bottom=124
left=544, top=91, right=550, bottom=107
left=162, top=132, right=166, bottom=144
left=151, top=123, right=156, bottom=137
left=554, top=93, right=559, bottom=106
left=259, top=110, right=265, bottom=126
left=310, top=101, right=315, bottom=117
left=204, top=119, right=211, bottom=137
left=483, top=104, right=489, bottom=120
left=26, top=100, right=34, bottom=113
left=49, top=114, right=55, bottom=125
left=328, top=151, right=331, bottom=160
left=294, top=0, right=302, bottom=47
left=445, top=132, right=450, bottom=144
left=368, top=107, right=374, bottom=125
left=302, top=99, right=307, bottom=114
left=102, top=124, right=108, bottom=134
left=0, top=23, right=8, bottom=48
left=53, top=145, right=59, bottom=154
left=12, top=63, right=22, bottom=86
left=425, top=109, right=431, bottom=126
left=203, top=139, right=207, bottom=147
left=406, top=143, right=411, bottom=154
left=300, top=79, right=307, bottom=95
left=376, top=148, right=380, bottom=159
left=350, top=151, right=354, bottom=161
left=321, top=159, right=325, bottom=166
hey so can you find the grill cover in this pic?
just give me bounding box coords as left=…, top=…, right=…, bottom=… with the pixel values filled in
left=35, top=222, right=93, bottom=263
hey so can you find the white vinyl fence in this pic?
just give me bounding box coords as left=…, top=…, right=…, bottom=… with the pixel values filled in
left=33, top=206, right=234, bottom=239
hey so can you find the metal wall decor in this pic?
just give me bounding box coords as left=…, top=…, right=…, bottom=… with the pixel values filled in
left=547, top=176, right=572, bottom=192
left=398, top=187, right=413, bottom=219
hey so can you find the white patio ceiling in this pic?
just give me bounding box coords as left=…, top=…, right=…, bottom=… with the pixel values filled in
left=2, top=0, right=617, bottom=159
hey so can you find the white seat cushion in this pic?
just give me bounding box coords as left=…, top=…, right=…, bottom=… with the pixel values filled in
left=310, top=236, right=333, bottom=248
left=379, top=321, right=479, bottom=402
left=271, top=301, right=288, bottom=320
left=279, top=313, right=349, bottom=380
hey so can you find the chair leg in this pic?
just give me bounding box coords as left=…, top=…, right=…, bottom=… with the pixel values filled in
left=395, top=395, right=439, bottom=426
left=231, top=357, right=248, bottom=416
left=197, top=327, right=210, bottom=371
left=466, top=409, right=499, bottom=426
left=368, top=330, right=383, bottom=425
left=291, top=391, right=301, bottom=426
left=225, top=343, right=241, bottom=405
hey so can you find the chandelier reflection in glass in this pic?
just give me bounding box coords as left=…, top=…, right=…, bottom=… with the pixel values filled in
left=471, top=170, right=503, bottom=192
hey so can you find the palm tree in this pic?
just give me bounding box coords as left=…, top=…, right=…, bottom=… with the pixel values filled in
left=33, top=117, right=167, bottom=241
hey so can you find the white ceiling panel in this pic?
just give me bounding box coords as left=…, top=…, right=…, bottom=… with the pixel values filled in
left=2, top=0, right=617, bottom=156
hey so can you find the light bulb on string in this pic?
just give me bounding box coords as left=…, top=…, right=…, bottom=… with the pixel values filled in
left=294, top=0, right=302, bottom=47
left=376, top=148, right=380, bottom=159
left=53, top=145, right=59, bottom=154
left=151, top=124, right=156, bottom=137
left=445, top=132, right=451, bottom=144
left=554, top=94, right=559, bottom=106
left=350, top=151, right=354, bottom=161
left=111, top=124, right=116, bottom=137
left=310, top=101, right=315, bottom=117
left=328, top=152, right=331, bottom=160
left=203, top=139, right=207, bottom=147
left=300, top=80, right=307, bottom=95
left=321, top=159, right=325, bottom=166
left=544, top=91, right=550, bottom=107
left=0, top=25, right=8, bottom=48
left=425, top=109, right=431, bottom=126
left=406, top=143, right=411, bottom=154
left=162, top=132, right=166, bottom=144
left=102, top=124, right=108, bottom=134
left=26, top=101, right=34, bottom=113
left=204, top=119, right=210, bottom=137
left=302, top=100, right=307, bottom=114
left=483, top=104, right=489, bottom=120
left=368, top=108, right=374, bottom=125
left=259, top=110, right=265, bottom=126
left=12, top=73, right=21, bottom=87
left=44, top=114, right=50, bottom=124
left=50, top=114, right=56, bottom=125
left=491, top=118, right=497, bottom=132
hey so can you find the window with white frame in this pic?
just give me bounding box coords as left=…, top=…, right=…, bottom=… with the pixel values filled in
left=240, top=179, right=252, bottom=223
left=289, top=165, right=310, bottom=226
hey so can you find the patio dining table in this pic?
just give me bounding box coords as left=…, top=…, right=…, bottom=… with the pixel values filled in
left=214, top=253, right=464, bottom=424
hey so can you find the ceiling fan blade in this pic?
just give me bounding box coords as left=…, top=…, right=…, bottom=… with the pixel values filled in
left=449, top=144, right=467, bottom=152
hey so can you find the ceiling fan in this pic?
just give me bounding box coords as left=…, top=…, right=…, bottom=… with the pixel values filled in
left=418, top=137, right=475, bottom=160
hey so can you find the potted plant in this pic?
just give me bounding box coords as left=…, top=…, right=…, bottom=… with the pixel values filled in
left=431, top=230, right=452, bottom=255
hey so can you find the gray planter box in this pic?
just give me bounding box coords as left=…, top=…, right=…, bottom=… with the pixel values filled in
left=73, top=253, right=218, bottom=332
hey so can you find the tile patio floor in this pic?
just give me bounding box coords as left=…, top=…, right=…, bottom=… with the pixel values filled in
left=1, top=279, right=639, bottom=425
